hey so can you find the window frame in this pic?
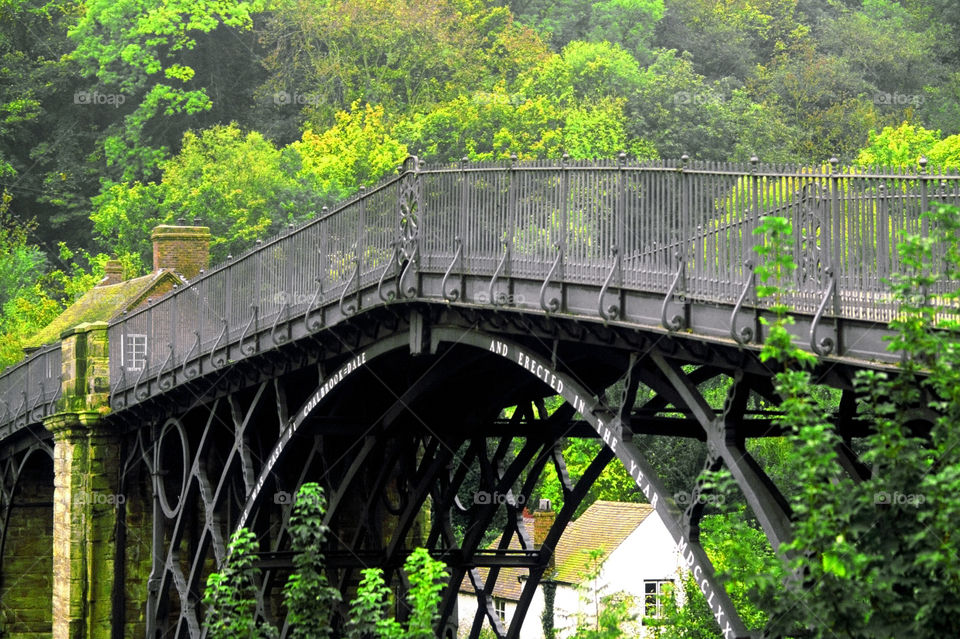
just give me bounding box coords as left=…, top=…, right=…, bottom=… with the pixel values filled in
left=493, top=596, right=507, bottom=623
left=643, top=579, right=672, bottom=620
left=122, top=333, right=148, bottom=371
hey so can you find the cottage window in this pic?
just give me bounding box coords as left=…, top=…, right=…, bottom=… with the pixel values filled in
left=493, top=596, right=506, bottom=623
left=123, top=334, right=147, bottom=371
left=644, top=580, right=672, bottom=619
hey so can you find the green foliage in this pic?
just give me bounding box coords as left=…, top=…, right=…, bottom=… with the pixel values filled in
left=283, top=483, right=341, bottom=639
left=587, top=0, right=664, bottom=56
left=0, top=241, right=109, bottom=367
left=92, top=112, right=406, bottom=264
left=346, top=568, right=399, bottom=639
left=68, top=0, right=267, bottom=180
left=204, top=483, right=450, bottom=639
left=538, top=438, right=643, bottom=517
left=203, top=528, right=279, bottom=639
left=856, top=122, right=941, bottom=168
left=291, top=102, right=408, bottom=203
left=752, top=215, right=815, bottom=367
left=345, top=547, right=449, bottom=639
left=711, top=204, right=960, bottom=637
left=403, top=547, right=449, bottom=639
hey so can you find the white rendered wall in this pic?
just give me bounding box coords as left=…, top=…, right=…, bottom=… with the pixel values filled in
left=456, top=512, right=683, bottom=639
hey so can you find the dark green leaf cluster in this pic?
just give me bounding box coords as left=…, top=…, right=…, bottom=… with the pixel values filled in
left=203, top=483, right=451, bottom=639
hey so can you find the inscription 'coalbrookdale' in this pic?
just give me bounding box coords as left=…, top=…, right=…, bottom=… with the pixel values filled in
left=299, top=351, right=368, bottom=421
left=487, top=337, right=739, bottom=639
left=242, top=350, right=369, bottom=527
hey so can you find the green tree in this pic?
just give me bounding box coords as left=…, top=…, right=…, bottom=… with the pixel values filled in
left=91, top=124, right=299, bottom=263
left=568, top=548, right=639, bottom=639
left=654, top=0, right=807, bottom=81
left=283, top=483, right=341, bottom=639
left=290, top=102, right=408, bottom=203
left=0, top=242, right=109, bottom=366
left=68, top=0, right=267, bottom=181
left=700, top=209, right=960, bottom=637
left=0, top=0, right=103, bottom=250
left=259, top=0, right=510, bottom=128
left=587, top=0, right=664, bottom=57
left=856, top=122, right=940, bottom=168
left=203, top=528, right=279, bottom=639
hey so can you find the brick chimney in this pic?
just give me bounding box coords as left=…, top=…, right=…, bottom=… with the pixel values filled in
left=534, top=499, right=556, bottom=572
left=98, top=260, right=124, bottom=286
left=150, top=221, right=211, bottom=279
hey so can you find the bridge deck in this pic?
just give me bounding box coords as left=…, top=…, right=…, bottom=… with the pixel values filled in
left=3, top=157, right=960, bottom=441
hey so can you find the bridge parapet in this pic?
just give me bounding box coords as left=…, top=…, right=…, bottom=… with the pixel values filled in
left=0, top=342, right=61, bottom=443
left=2, top=157, right=960, bottom=437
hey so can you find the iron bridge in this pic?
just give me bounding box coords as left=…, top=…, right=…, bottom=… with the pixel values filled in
left=1, top=155, right=957, bottom=639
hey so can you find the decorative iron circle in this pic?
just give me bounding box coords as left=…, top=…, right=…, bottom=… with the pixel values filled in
left=156, top=418, right=189, bottom=519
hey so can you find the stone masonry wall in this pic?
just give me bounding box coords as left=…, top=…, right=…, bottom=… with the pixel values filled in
left=0, top=454, right=54, bottom=639
left=44, top=322, right=119, bottom=639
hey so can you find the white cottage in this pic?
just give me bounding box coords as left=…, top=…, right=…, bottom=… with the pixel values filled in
left=457, top=501, right=682, bottom=639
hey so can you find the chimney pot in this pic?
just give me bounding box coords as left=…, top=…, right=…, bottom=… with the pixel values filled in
left=99, top=259, right=124, bottom=286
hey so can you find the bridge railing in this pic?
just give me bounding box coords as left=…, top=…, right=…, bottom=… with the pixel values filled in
left=103, top=157, right=960, bottom=397
left=0, top=343, right=61, bottom=434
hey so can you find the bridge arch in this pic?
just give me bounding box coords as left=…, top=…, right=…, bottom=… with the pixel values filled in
left=0, top=441, right=54, bottom=638
left=140, top=307, right=791, bottom=639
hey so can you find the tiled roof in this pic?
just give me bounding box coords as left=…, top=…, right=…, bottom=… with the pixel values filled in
left=459, top=501, right=655, bottom=601
left=25, top=270, right=182, bottom=348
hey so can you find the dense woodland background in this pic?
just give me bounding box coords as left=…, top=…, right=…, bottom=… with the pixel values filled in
left=3, top=0, right=960, bottom=362
left=3, top=3, right=960, bottom=636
